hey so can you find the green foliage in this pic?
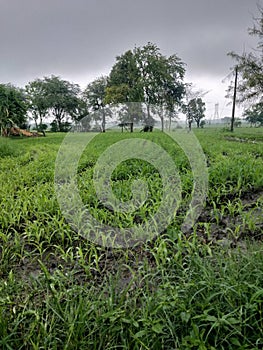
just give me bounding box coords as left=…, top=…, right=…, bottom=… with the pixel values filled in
left=228, top=6, right=263, bottom=108
left=83, top=76, right=111, bottom=132
left=24, top=76, right=89, bottom=133
left=106, top=49, right=142, bottom=103
left=244, top=102, right=263, bottom=126
left=83, top=76, right=108, bottom=111
left=135, top=43, right=185, bottom=111
left=200, top=120, right=206, bottom=128
left=1, top=42, right=188, bottom=135
left=106, top=42, right=186, bottom=126
left=50, top=120, right=71, bottom=132
left=0, top=84, right=28, bottom=131
left=42, top=75, right=81, bottom=131
left=105, top=83, right=131, bottom=104
left=183, top=97, right=206, bottom=128
left=25, top=79, right=50, bottom=131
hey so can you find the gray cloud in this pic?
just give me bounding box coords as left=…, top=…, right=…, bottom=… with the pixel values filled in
left=0, top=0, right=261, bottom=115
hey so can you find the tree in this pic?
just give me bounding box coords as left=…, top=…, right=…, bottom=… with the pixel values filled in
left=183, top=98, right=206, bottom=129
left=25, top=79, right=49, bottom=132
left=106, top=50, right=143, bottom=104
left=42, top=75, right=81, bottom=132
left=227, top=5, right=263, bottom=106
left=135, top=43, right=185, bottom=127
left=244, top=102, right=263, bottom=126
left=83, top=76, right=111, bottom=132
left=69, top=97, right=90, bottom=123
left=162, top=55, right=186, bottom=131
left=106, top=43, right=186, bottom=130
left=105, top=84, right=130, bottom=104
left=182, top=101, right=193, bottom=131
left=182, top=84, right=208, bottom=130
left=0, top=84, right=28, bottom=135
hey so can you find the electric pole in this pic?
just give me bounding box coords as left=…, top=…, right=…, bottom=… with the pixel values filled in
left=230, top=66, right=238, bottom=132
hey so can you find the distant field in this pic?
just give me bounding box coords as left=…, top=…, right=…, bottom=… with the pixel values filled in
left=0, top=126, right=262, bottom=349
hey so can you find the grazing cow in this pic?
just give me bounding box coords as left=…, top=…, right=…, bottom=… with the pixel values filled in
left=140, top=125, right=153, bottom=132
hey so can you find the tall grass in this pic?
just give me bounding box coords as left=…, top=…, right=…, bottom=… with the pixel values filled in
left=0, top=239, right=263, bottom=349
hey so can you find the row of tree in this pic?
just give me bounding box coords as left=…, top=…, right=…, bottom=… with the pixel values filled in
left=2, top=2, right=262, bottom=136
left=0, top=42, right=207, bottom=134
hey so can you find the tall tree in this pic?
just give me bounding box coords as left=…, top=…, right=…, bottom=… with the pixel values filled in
left=106, top=43, right=186, bottom=129
left=43, top=75, right=81, bottom=132
left=83, top=76, right=111, bottom=132
left=25, top=79, right=49, bottom=131
left=135, top=43, right=185, bottom=126
left=183, top=98, right=206, bottom=129
left=182, top=84, right=208, bottom=129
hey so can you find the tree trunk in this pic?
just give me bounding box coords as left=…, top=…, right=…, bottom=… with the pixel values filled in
left=32, top=112, right=39, bottom=131
left=102, top=108, right=106, bottom=132
left=146, top=103, right=151, bottom=124
left=160, top=109, right=164, bottom=132
left=57, top=118, right=62, bottom=132
left=168, top=112, right=172, bottom=131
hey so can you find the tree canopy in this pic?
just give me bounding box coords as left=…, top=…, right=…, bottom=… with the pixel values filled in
left=25, top=75, right=83, bottom=132
left=0, top=84, right=28, bottom=133
left=25, top=79, right=49, bottom=131
left=42, top=75, right=81, bottom=131
left=83, top=76, right=111, bottom=132
left=228, top=5, right=263, bottom=109
left=244, top=102, right=263, bottom=126
left=106, top=42, right=186, bottom=126
left=182, top=97, right=206, bottom=129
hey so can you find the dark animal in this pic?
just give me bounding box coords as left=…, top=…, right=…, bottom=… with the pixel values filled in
left=140, top=125, right=153, bottom=132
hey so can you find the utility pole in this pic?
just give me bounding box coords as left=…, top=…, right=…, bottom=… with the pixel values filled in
left=230, top=66, right=238, bottom=132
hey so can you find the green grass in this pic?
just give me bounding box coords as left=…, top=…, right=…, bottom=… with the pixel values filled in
left=0, top=127, right=262, bottom=349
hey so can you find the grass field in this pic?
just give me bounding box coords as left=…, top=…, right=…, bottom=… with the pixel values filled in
left=0, top=126, right=263, bottom=349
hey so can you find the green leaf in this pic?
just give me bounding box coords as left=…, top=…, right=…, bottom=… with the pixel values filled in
left=134, top=330, right=147, bottom=338
left=152, top=323, right=164, bottom=334
left=230, top=338, right=241, bottom=346
left=180, top=311, right=191, bottom=323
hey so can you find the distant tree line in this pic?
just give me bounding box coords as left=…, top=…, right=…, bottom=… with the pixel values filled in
left=2, top=3, right=263, bottom=136
left=0, top=42, right=208, bottom=134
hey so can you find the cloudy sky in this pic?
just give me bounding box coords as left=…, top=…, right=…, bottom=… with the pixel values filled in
left=0, top=0, right=261, bottom=118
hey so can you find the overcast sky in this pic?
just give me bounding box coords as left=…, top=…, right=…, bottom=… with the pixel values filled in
left=0, top=0, right=261, bottom=118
